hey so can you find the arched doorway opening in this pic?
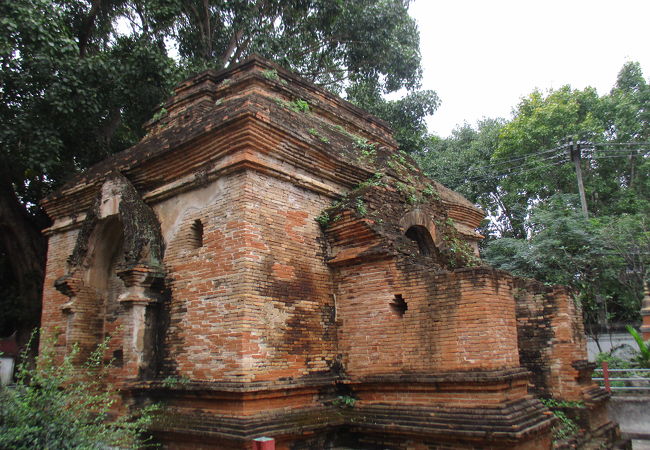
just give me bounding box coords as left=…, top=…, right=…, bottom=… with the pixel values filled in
left=405, top=225, right=437, bottom=257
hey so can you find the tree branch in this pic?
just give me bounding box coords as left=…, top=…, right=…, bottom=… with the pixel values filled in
left=79, top=0, right=103, bottom=58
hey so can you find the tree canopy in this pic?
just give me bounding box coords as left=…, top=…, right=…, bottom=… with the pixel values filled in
left=415, top=61, right=650, bottom=336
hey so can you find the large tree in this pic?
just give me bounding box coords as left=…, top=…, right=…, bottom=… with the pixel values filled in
left=0, top=0, right=437, bottom=345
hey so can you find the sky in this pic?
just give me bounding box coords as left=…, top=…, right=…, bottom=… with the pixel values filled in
left=409, top=0, right=650, bottom=137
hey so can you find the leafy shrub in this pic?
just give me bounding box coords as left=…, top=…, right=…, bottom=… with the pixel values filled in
left=539, top=398, right=580, bottom=442
left=0, top=331, right=157, bottom=449
left=626, top=325, right=650, bottom=368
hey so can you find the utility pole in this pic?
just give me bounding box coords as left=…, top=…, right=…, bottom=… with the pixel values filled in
left=570, top=140, right=589, bottom=219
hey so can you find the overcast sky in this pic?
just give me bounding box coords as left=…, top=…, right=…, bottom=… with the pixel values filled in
left=409, top=0, right=650, bottom=137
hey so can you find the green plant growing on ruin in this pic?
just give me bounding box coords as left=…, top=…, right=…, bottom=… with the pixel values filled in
left=326, top=124, right=377, bottom=158
left=443, top=234, right=479, bottom=268
left=0, top=331, right=158, bottom=449
left=354, top=198, right=367, bottom=216
left=550, top=409, right=580, bottom=441
left=353, top=136, right=375, bottom=151
left=422, top=183, right=440, bottom=201
left=437, top=218, right=480, bottom=269
left=262, top=69, right=279, bottom=81
left=151, top=107, right=167, bottom=122
left=539, top=398, right=581, bottom=442
left=540, top=398, right=584, bottom=409
left=162, top=375, right=191, bottom=389
left=290, top=99, right=310, bottom=113
left=395, top=181, right=418, bottom=200
left=406, top=193, right=418, bottom=205
left=316, top=205, right=343, bottom=228
left=265, top=73, right=288, bottom=86
left=316, top=211, right=331, bottom=228
left=355, top=172, right=385, bottom=191
left=308, top=128, right=330, bottom=143
left=333, top=395, right=356, bottom=408
left=275, top=98, right=310, bottom=113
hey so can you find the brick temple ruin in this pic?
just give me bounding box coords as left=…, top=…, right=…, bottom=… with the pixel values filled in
left=40, top=56, right=624, bottom=449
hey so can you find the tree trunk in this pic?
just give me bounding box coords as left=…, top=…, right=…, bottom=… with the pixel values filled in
left=0, top=180, right=47, bottom=349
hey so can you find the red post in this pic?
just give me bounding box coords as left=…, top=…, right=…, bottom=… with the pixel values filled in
left=602, top=361, right=611, bottom=393
left=252, top=437, right=275, bottom=450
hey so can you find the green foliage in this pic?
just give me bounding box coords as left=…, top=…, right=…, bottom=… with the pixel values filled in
left=355, top=172, right=384, bottom=190
left=316, top=211, right=331, bottom=228
left=482, top=195, right=648, bottom=329
left=308, top=128, right=330, bottom=143
left=354, top=198, right=367, bottom=216
left=0, top=332, right=157, bottom=449
left=275, top=97, right=310, bottom=113
left=435, top=218, right=481, bottom=269
left=539, top=398, right=584, bottom=409
left=550, top=410, right=579, bottom=441
left=151, top=107, right=168, bottom=122
left=290, top=99, right=310, bottom=113
left=347, top=79, right=439, bottom=153
left=595, top=351, right=632, bottom=370
left=161, top=375, right=190, bottom=388
left=417, top=64, right=650, bottom=333
left=414, top=119, right=504, bottom=237
left=171, top=0, right=424, bottom=93
left=262, top=69, right=280, bottom=81
left=538, top=398, right=581, bottom=442
left=422, top=183, right=437, bottom=198
left=332, top=395, right=356, bottom=408
left=626, top=325, right=650, bottom=368
left=0, top=0, right=177, bottom=339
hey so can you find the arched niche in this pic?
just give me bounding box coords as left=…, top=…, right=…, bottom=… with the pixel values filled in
left=84, top=217, right=126, bottom=313
left=405, top=225, right=436, bottom=257
left=55, top=173, right=165, bottom=378
left=399, top=209, right=443, bottom=259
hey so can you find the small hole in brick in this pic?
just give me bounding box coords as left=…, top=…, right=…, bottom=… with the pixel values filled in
left=390, top=294, right=408, bottom=317
left=190, top=219, right=204, bottom=249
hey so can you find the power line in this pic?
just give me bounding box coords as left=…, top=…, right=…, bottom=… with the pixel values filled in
left=475, top=145, right=565, bottom=171
left=431, top=139, right=649, bottom=187
left=463, top=151, right=646, bottom=184
left=590, top=154, right=648, bottom=160
left=465, top=150, right=567, bottom=181
left=466, top=158, right=570, bottom=184
left=592, top=142, right=650, bottom=147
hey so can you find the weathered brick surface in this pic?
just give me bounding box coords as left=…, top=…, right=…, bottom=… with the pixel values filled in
left=38, top=55, right=619, bottom=448
left=335, top=262, right=520, bottom=376
left=41, top=229, right=79, bottom=351
left=513, top=278, right=593, bottom=400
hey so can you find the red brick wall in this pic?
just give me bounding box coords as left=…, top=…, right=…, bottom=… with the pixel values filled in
left=159, top=169, right=336, bottom=382
left=236, top=170, right=336, bottom=381
left=41, top=229, right=80, bottom=353
left=514, top=278, right=590, bottom=400
left=160, top=171, right=251, bottom=381
left=335, top=259, right=520, bottom=377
